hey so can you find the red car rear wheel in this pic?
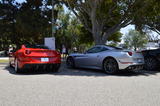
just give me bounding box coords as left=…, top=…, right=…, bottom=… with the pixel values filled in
left=15, top=59, right=21, bottom=73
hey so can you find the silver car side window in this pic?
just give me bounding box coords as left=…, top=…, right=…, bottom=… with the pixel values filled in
left=101, top=47, right=109, bottom=51
left=86, top=47, right=99, bottom=53
left=86, top=47, right=108, bottom=53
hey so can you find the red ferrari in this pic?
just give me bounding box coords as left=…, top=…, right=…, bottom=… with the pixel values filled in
left=9, top=44, right=61, bottom=73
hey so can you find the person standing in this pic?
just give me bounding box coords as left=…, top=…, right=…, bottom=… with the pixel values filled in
left=73, top=47, right=78, bottom=53
left=62, top=45, right=67, bottom=59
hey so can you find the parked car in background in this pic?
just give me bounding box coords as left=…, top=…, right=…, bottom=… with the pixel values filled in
left=66, top=45, right=144, bottom=74
left=9, top=44, right=61, bottom=73
left=0, top=50, right=8, bottom=57
left=142, top=49, right=160, bottom=70
left=0, top=51, right=5, bottom=57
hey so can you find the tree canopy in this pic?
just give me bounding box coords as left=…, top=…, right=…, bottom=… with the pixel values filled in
left=54, top=7, right=122, bottom=52
left=133, top=0, right=160, bottom=35
left=0, top=0, right=52, bottom=50
left=123, top=30, right=148, bottom=51
left=0, top=0, right=159, bottom=51
left=62, top=0, right=159, bottom=45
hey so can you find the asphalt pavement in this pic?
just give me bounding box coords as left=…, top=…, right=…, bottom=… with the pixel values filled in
left=0, top=63, right=160, bottom=106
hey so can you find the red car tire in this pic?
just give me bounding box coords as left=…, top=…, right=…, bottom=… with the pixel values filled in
left=15, top=59, right=21, bottom=73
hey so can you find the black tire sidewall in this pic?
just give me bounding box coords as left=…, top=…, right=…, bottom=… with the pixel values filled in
left=15, top=59, right=21, bottom=73
left=66, top=57, right=75, bottom=68
left=144, top=57, right=157, bottom=71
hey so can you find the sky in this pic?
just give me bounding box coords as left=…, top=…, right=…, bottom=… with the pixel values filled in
left=16, top=0, right=25, bottom=3
left=120, top=25, right=134, bottom=35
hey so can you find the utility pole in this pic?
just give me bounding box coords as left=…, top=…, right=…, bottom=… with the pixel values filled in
left=52, top=0, right=55, bottom=37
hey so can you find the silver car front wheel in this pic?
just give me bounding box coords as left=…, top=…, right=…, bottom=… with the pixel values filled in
left=103, top=58, right=118, bottom=74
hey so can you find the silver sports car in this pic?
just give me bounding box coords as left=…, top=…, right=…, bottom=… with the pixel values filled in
left=66, top=45, right=144, bottom=74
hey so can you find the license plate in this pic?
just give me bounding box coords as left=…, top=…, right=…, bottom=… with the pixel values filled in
left=41, top=58, right=49, bottom=62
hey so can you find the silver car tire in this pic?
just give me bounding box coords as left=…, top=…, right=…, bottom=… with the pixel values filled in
left=66, top=57, right=75, bottom=68
left=103, top=58, right=118, bottom=74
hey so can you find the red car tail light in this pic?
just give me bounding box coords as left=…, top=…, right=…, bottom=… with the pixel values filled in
left=128, top=52, right=133, bottom=56
left=25, top=50, right=31, bottom=55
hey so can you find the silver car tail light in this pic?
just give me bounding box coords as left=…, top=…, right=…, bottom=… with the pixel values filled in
left=128, top=51, right=133, bottom=56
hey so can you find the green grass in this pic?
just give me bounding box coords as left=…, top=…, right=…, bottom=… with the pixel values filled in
left=0, top=59, right=9, bottom=63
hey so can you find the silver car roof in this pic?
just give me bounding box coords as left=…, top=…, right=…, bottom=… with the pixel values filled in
left=94, top=45, right=116, bottom=50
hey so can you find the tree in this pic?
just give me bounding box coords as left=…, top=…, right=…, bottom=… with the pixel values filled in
left=133, top=0, right=160, bottom=35
left=55, top=8, right=71, bottom=50
left=123, top=30, right=148, bottom=51
left=0, top=0, right=55, bottom=49
left=46, top=0, right=62, bottom=36
left=15, top=0, right=44, bottom=44
left=0, top=0, right=19, bottom=50
left=13, top=0, right=52, bottom=45
left=55, top=7, right=122, bottom=52
left=61, top=0, right=153, bottom=45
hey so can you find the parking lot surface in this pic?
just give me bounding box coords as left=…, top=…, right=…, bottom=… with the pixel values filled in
left=0, top=63, right=160, bottom=106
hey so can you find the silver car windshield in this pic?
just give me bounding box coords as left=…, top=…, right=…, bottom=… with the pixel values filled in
left=86, top=46, right=122, bottom=53
left=86, top=47, right=108, bottom=53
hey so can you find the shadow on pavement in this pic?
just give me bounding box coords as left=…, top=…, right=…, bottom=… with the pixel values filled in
left=55, top=64, right=160, bottom=77
left=4, top=66, right=60, bottom=75
left=3, top=63, right=160, bottom=77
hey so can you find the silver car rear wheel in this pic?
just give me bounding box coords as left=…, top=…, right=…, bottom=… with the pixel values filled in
left=103, top=58, right=118, bottom=74
left=66, top=57, right=75, bottom=68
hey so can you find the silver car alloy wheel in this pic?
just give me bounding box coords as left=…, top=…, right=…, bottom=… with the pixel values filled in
left=103, top=58, right=118, bottom=74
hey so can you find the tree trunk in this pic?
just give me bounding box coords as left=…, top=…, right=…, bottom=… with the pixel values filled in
left=94, top=36, right=105, bottom=45
left=90, top=1, right=106, bottom=45
left=92, top=28, right=106, bottom=45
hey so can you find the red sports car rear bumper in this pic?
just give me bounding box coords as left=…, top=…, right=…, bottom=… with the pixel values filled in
left=18, top=57, right=61, bottom=69
left=22, top=63, right=61, bottom=71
